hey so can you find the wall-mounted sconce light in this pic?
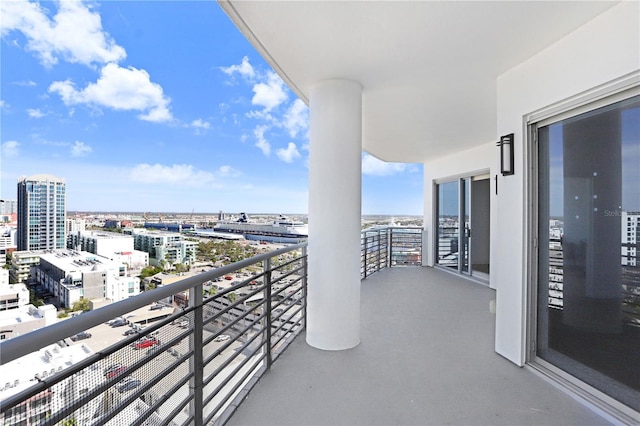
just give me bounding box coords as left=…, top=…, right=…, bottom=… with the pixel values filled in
left=497, top=133, right=514, bottom=176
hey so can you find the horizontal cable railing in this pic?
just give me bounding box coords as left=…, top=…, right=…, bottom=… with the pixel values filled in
left=1, top=243, right=307, bottom=426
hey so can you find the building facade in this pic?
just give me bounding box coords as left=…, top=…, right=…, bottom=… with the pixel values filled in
left=130, top=230, right=197, bottom=267
left=9, top=251, right=41, bottom=285
left=65, top=218, right=86, bottom=236
left=0, top=199, right=17, bottom=215
left=17, top=174, right=66, bottom=251
left=0, top=227, right=17, bottom=266
left=0, top=270, right=29, bottom=311
left=35, top=249, right=140, bottom=308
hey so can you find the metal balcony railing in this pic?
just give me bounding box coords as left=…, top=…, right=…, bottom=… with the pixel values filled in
left=1, top=244, right=307, bottom=426
left=1, top=227, right=423, bottom=425
left=361, top=226, right=423, bottom=278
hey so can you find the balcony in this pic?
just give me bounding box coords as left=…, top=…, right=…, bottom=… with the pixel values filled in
left=0, top=227, right=607, bottom=425
left=228, top=266, right=606, bottom=425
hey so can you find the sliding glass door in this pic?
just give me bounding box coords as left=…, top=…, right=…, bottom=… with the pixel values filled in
left=536, top=94, right=640, bottom=412
left=436, top=177, right=488, bottom=278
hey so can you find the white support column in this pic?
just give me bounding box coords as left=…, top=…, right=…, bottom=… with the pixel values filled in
left=307, top=79, right=362, bottom=350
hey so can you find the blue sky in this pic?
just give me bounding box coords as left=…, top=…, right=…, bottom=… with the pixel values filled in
left=0, top=0, right=423, bottom=215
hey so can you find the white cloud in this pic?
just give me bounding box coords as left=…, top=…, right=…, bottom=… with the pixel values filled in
left=27, top=108, right=45, bottom=118
left=129, top=163, right=215, bottom=186
left=13, top=80, right=37, bottom=87
left=49, top=63, right=172, bottom=122
left=246, top=109, right=274, bottom=122
left=0, top=0, right=126, bottom=67
left=191, top=119, right=210, bottom=129
left=217, top=165, right=241, bottom=178
left=220, top=56, right=255, bottom=81
left=254, top=125, right=271, bottom=156
left=277, top=142, right=301, bottom=163
left=252, top=71, right=288, bottom=111
left=0, top=100, right=8, bottom=110
left=283, top=99, right=308, bottom=138
left=71, top=141, right=92, bottom=157
left=362, top=153, right=410, bottom=176
left=1, top=140, right=20, bottom=157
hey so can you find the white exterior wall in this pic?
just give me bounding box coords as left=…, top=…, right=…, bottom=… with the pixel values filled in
left=495, top=2, right=639, bottom=365
left=96, top=236, right=134, bottom=258
left=107, top=276, right=141, bottom=302
left=423, top=142, right=497, bottom=288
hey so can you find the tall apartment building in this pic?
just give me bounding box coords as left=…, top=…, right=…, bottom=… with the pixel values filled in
left=17, top=175, right=66, bottom=251
left=622, top=211, right=639, bottom=267
left=0, top=199, right=17, bottom=215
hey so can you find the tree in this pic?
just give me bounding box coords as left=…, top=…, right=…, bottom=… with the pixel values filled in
left=140, top=266, right=162, bottom=278
left=72, top=298, right=91, bottom=312
left=227, top=291, right=237, bottom=304
left=29, top=290, right=44, bottom=307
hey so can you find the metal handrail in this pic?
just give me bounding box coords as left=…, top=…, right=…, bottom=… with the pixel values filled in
left=1, top=244, right=308, bottom=425
left=0, top=242, right=306, bottom=365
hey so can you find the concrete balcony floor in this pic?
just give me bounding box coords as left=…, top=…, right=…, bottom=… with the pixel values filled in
left=228, top=267, right=608, bottom=426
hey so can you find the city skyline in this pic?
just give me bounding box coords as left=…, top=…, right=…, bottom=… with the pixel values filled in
left=0, top=1, right=423, bottom=215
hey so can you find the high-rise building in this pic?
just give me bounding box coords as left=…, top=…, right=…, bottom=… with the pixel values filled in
left=0, top=199, right=17, bottom=215
left=17, top=174, right=66, bottom=251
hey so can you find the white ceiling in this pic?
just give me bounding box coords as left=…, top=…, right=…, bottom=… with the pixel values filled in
left=219, top=1, right=618, bottom=162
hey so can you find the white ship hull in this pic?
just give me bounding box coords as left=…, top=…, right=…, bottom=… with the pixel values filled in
left=213, top=218, right=308, bottom=243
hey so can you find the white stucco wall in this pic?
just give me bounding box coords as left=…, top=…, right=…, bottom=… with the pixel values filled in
left=495, top=2, right=639, bottom=366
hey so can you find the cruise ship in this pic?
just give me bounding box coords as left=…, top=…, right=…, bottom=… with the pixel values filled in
left=213, top=213, right=308, bottom=243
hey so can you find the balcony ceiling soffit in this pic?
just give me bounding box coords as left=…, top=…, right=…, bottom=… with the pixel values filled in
left=220, top=0, right=618, bottom=162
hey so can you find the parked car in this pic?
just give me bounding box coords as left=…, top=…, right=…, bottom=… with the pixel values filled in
left=117, top=377, right=141, bottom=393
left=107, top=317, right=124, bottom=325
left=224, top=275, right=233, bottom=280
left=123, top=328, right=138, bottom=336
left=70, top=331, right=92, bottom=342
left=149, top=303, right=164, bottom=311
left=104, top=363, right=127, bottom=379
left=177, top=320, right=189, bottom=329
left=110, top=319, right=127, bottom=328
left=133, top=337, right=160, bottom=350
left=213, top=334, right=230, bottom=343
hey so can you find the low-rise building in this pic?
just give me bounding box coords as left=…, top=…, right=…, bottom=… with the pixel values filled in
left=130, top=230, right=197, bottom=268
left=0, top=270, right=29, bottom=311
left=0, top=342, right=95, bottom=425
left=0, top=304, right=57, bottom=340
left=35, top=249, right=140, bottom=308
left=0, top=227, right=17, bottom=266
left=10, top=251, right=41, bottom=284
left=67, top=230, right=148, bottom=274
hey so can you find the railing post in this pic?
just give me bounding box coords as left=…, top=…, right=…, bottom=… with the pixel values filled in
left=189, top=283, right=204, bottom=425
left=363, top=232, right=368, bottom=279
left=264, top=258, right=273, bottom=369
left=388, top=228, right=393, bottom=267
left=302, top=246, right=308, bottom=330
